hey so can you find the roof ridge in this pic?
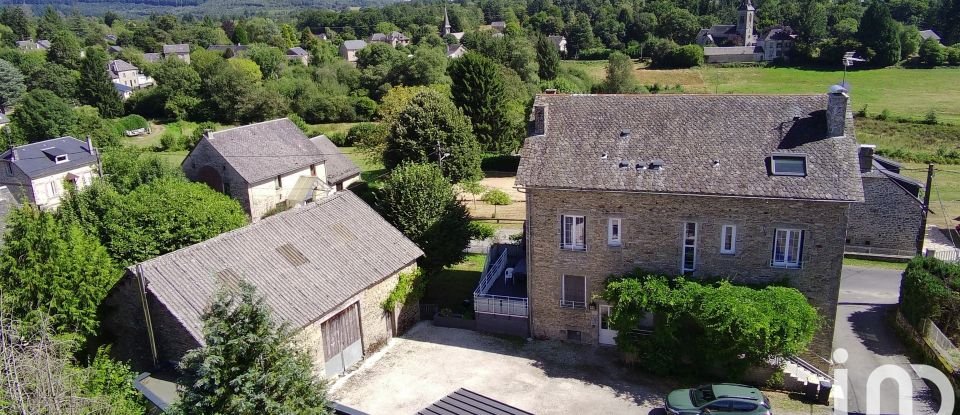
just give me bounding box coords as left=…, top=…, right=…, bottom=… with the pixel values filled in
left=208, top=117, right=293, bottom=138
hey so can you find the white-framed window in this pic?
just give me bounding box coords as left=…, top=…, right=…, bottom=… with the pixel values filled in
left=608, top=218, right=622, bottom=246
left=720, top=224, right=736, bottom=254
left=772, top=228, right=804, bottom=268
left=560, top=274, right=586, bottom=309
left=560, top=215, right=586, bottom=251
left=47, top=181, right=59, bottom=198
left=54, top=154, right=68, bottom=164
left=682, top=222, right=697, bottom=272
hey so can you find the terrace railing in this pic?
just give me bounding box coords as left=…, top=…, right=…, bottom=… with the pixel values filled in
left=474, top=294, right=529, bottom=317
left=474, top=248, right=507, bottom=297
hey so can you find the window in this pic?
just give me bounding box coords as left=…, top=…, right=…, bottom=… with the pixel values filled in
left=560, top=275, right=586, bottom=308
left=720, top=225, right=736, bottom=254
left=54, top=154, right=68, bottom=164
left=608, top=218, right=621, bottom=246
left=275, top=175, right=282, bottom=189
left=682, top=222, right=697, bottom=272
left=772, top=228, right=804, bottom=268
left=730, top=401, right=759, bottom=412
left=47, top=181, right=59, bottom=198
left=565, top=330, right=582, bottom=342
left=771, top=154, right=807, bottom=176
left=560, top=215, right=586, bottom=251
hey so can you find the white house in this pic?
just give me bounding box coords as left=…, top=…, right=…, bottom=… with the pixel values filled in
left=0, top=137, right=100, bottom=210
left=108, top=59, right=154, bottom=89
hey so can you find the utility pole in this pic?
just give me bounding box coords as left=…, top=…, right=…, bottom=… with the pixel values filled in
left=916, top=163, right=935, bottom=255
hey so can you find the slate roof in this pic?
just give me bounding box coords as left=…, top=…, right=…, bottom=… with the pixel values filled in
left=37, top=40, right=51, bottom=49
left=516, top=94, right=864, bottom=202
left=704, top=46, right=763, bottom=56
left=287, top=46, right=308, bottom=56
left=919, top=30, right=941, bottom=42
left=763, top=26, right=796, bottom=41
left=131, top=191, right=423, bottom=343
left=342, top=39, right=367, bottom=50
left=0, top=137, right=98, bottom=180
left=142, top=52, right=162, bottom=63
left=108, top=59, right=138, bottom=74
left=370, top=33, right=388, bottom=42
left=163, top=43, right=189, bottom=54
left=197, top=118, right=326, bottom=184
left=206, top=44, right=250, bottom=53
left=310, top=135, right=361, bottom=184
left=114, top=82, right=133, bottom=93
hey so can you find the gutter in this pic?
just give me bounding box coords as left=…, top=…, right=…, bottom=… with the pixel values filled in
left=514, top=185, right=861, bottom=204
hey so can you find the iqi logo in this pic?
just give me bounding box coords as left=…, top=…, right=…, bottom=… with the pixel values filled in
left=831, top=348, right=955, bottom=415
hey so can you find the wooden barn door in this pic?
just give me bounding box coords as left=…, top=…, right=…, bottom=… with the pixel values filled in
left=322, top=303, right=362, bottom=376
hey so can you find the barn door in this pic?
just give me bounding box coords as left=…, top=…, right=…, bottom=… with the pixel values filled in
left=321, top=303, right=363, bottom=376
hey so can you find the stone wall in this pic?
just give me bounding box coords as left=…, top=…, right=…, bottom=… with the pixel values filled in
left=846, top=176, right=923, bottom=255
left=525, top=188, right=849, bottom=371
left=182, top=139, right=252, bottom=215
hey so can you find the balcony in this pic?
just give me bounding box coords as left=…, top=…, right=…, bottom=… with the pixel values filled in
left=474, top=243, right=527, bottom=318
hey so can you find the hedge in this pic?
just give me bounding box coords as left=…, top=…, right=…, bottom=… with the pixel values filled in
left=900, top=257, right=960, bottom=341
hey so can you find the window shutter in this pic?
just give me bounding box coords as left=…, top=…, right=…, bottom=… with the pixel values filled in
left=563, top=275, right=585, bottom=304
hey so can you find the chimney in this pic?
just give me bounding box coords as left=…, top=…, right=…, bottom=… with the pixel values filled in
left=827, top=85, right=849, bottom=138
left=858, top=144, right=875, bottom=173
left=86, top=136, right=94, bottom=155
left=8, top=145, right=15, bottom=161
left=532, top=104, right=547, bottom=136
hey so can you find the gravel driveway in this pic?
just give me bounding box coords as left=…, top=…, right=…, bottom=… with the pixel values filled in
left=331, top=322, right=668, bottom=414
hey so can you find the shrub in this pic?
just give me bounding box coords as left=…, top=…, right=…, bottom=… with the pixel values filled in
left=481, top=189, right=512, bottom=206
left=382, top=268, right=426, bottom=312
left=653, top=44, right=704, bottom=68
left=877, top=109, right=891, bottom=120
left=327, top=131, right=348, bottom=147
left=116, top=114, right=148, bottom=132
left=578, top=48, right=612, bottom=60
left=900, top=257, right=960, bottom=339
left=924, top=110, right=938, bottom=125
left=159, top=129, right=184, bottom=151
left=603, top=271, right=819, bottom=375
left=185, top=122, right=216, bottom=150
left=468, top=222, right=495, bottom=240
left=345, top=122, right=385, bottom=148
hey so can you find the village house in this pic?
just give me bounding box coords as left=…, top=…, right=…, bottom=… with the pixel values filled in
left=286, top=46, right=310, bottom=65
left=99, top=191, right=424, bottom=377
left=108, top=59, right=154, bottom=89
left=369, top=31, right=410, bottom=48
left=696, top=0, right=797, bottom=63
left=181, top=118, right=360, bottom=221
left=920, top=29, right=942, bottom=44
left=340, top=40, right=367, bottom=62
left=0, top=137, right=100, bottom=210
left=845, top=147, right=924, bottom=258
left=447, top=43, right=468, bottom=58
left=512, top=90, right=863, bottom=371
left=548, top=35, right=567, bottom=54
left=16, top=39, right=50, bottom=51
left=441, top=7, right=465, bottom=41
left=162, top=43, right=191, bottom=63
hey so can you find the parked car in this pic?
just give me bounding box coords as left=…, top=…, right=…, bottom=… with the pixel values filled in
left=665, top=383, right=772, bottom=415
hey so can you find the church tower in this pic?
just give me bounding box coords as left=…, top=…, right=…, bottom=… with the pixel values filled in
left=737, top=0, right=755, bottom=46
left=442, top=6, right=452, bottom=36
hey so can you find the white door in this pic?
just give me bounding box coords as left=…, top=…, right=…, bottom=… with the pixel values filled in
left=599, top=305, right=617, bottom=345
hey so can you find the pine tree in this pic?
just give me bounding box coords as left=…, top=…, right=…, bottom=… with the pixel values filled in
left=448, top=52, right=515, bottom=153
left=858, top=1, right=902, bottom=67
left=36, top=6, right=64, bottom=41
left=175, top=283, right=329, bottom=415
left=79, top=46, right=123, bottom=118
left=0, top=58, right=25, bottom=111
left=536, top=35, right=560, bottom=81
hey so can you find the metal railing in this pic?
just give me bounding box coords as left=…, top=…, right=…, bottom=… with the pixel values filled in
left=924, top=319, right=960, bottom=368
left=926, top=248, right=960, bottom=263
left=474, top=248, right=507, bottom=296
left=474, top=294, right=529, bottom=317
left=559, top=299, right=586, bottom=309
left=769, top=259, right=803, bottom=269
left=846, top=245, right=917, bottom=257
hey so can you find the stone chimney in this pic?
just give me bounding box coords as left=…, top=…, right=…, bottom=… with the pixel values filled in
left=858, top=144, right=875, bottom=173
left=86, top=136, right=94, bottom=155
left=827, top=85, right=849, bottom=138
left=532, top=104, right=547, bottom=136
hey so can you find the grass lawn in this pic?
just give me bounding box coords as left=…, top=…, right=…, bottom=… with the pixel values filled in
left=423, top=254, right=486, bottom=314
left=902, top=163, right=960, bottom=229
left=154, top=151, right=188, bottom=168
left=562, top=61, right=960, bottom=123
left=307, top=122, right=360, bottom=137
left=843, top=257, right=908, bottom=270
left=341, top=146, right=386, bottom=187
left=856, top=117, right=960, bottom=162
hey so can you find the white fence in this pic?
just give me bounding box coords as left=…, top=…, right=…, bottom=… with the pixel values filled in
left=924, top=319, right=960, bottom=369
left=474, top=295, right=529, bottom=317
left=474, top=249, right=507, bottom=296
left=926, top=248, right=960, bottom=262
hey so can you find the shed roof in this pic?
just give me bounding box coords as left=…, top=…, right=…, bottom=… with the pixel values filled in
left=132, top=191, right=423, bottom=344
left=197, top=118, right=326, bottom=184
left=919, top=30, right=941, bottom=41
left=516, top=94, right=864, bottom=202
left=0, top=137, right=98, bottom=179
left=310, top=135, right=361, bottom=184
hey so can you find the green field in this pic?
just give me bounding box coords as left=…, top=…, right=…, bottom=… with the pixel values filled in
left=902, top=163, right=960, bottom=229
left=563, top=62, right=960, bottom=123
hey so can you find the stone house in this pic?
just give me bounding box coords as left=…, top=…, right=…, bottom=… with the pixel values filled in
left=161, top=43, right=191, bottom=64
left=697, top=0, right=796, bottom=63
left=340, top=40, right=367, bottom=62
left=16, top=39, right=50, bottom=51
left=99, top=191, right=423, bottom=377
left=920, top=30, right=942, bottom=44
left=845, top=147, right=924, bottom=258
left=286, top=46, right=310, bottom=65
left=515, top=91, right=864, bottom=371
left=447, top=43, right=468, bottom=58
left=108, top=59, right=154, bottom=89
left=181, top=118, right=360, bottom=221
left=369, top=31, right=410, bottom=48
left=0, top=137, right=100, bottom=210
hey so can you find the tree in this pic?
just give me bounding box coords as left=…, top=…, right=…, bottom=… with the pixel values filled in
left=48, top=30, right=83, bottom=70
left=0, top=205, right=118, bottom=339
left=28, top=63, right=78, bottom=103
left=858, top=1, right=902, bottom=67
left=11, top=89, right=77, bottom=142
left=481, top=188, right=512, bottom=218
left=656, top=8, right=699, bottom=45
left=401, top=47, right=448, bottom=86
left=72, top=106, right=120, bottom=148
left=566, top=12, right=596, bottom=58
left=0, top=7, right=32, bottom=41
left=899, top=25, right=921, bottom=59
left=919, top=38, right=947, bottom=66
left=0, top=58, right=24, bottom=111
left=603, top=52, right=638, bottom=93
left=204, top=60, right=261, bottom=123
left=536, top=35, right=560, bottom=81
left=375, top=163, right=472, bottom=271
left=103, top=10, right=119, bottom=27
left=36, top=6, right=64, bottom=40
left=385, top=90, right=482, bottom=183
left=797, top=1, right=828, bottom=42
left=448, top=53, right=515, bottom=153
left=175, top=283, right=329, bottom=415
left=247, top=44, right=285, bottom=80
left=79, top=47, right=124, bottom=118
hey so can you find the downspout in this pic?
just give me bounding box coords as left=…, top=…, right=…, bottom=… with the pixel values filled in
left=136, top=264, right=159, bottom=368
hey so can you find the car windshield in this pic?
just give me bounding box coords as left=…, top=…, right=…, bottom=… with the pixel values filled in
left=691, top=386, right=715, bottom=406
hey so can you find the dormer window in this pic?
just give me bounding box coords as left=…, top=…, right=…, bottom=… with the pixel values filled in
left=41, top=147, right=69, bottom=164
left=771, top=154, right=806, bottom=176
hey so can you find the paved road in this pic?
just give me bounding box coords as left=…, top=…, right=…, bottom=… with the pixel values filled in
left=833, top=266, right=939, bottom=414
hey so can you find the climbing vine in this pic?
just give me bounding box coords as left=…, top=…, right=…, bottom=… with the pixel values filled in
left=382, top=269, right=426, bottom=312
left=602, top=270, right=820, bottom=375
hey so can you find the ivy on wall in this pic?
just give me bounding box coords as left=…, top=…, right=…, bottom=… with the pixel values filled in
left=382, top=269, right=426, bottom=312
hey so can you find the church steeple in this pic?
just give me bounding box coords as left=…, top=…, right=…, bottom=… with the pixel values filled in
left=442, top=6, right=452, bottom=36
left=737, top=0, right=755, bottom=46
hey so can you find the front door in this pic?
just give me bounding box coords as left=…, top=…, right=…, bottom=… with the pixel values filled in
left=598, top=305, right=617, bottom=345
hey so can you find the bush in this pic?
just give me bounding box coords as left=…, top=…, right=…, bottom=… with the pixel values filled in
left=116, top=114, right=148, bottom=132
left=653, top=44, right=703, bottom=68
left=877, top=109, right=891, bottom=120
left=468, top=222, right=496, bottom=240
left=346, top=122, right=385, bottom=149
left=900, top=257, right=960, bottom=339
left=159, top=129, right=184, bottom=151
left=947, top=46, right=960, bottom=66
left=481, top=189, right=512, bottom=206
left=327, top=131, right=348, bottom=147
left=603, top=271, right=819, bottom=375
left=924, top=110, right=938, bottom=125
left=186, top=122, right=216, bottom=150
left=578, top=48, right=612, bottom=60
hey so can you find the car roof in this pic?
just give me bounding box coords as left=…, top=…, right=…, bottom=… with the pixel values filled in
left=709, top=384, right=762, bottom=401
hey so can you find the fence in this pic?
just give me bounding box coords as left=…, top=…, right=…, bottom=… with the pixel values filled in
left=924, top=319, right=960, bottom=370
left=926, top=248, right=960, bottom=262
left=474, top=295, right=529, bottom=317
